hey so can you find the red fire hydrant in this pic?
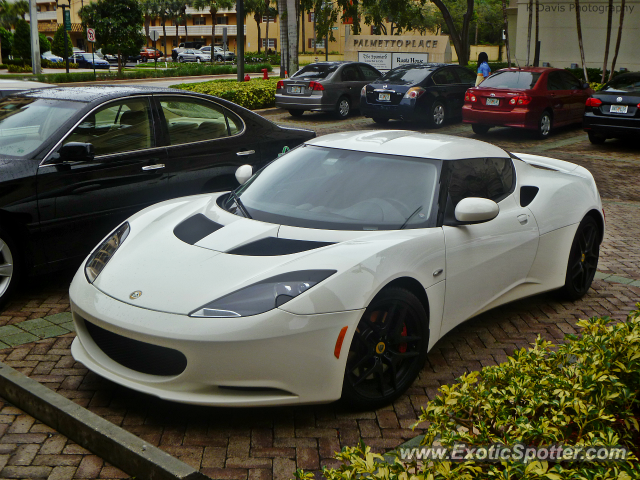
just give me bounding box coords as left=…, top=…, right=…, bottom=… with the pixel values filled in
left=244, top=74, right=250, bottom=81
left=261, top=68, right=269, bottom=80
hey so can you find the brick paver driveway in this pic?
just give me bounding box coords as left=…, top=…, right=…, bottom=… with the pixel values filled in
left=1, top=111, right=639, bottom=480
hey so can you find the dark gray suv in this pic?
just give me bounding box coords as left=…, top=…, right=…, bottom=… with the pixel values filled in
left=275, top=62, right=382, bottom=119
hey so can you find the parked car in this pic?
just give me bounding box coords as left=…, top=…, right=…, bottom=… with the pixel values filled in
left=179, top=41, right=203, bottom=50
left=583, top=71, right=640, bottom=143
left=69, top=53, right=111, bottom=69
left=462, top=67, right=593, bottom=139
left=177, top=49, right=211, bottom=63
left=67, top=131, right=603, bottom=408
left=0, top=86, right=315, bottom=306
left=140, top=47, right=162, bottom=61
left=99, top=50, right=120, bottom=63
left=276, top=61, right=382, bottom=119
left=41, top=51, right=63, bottom=63
left=360, top=63, right=476, bottom=126
left=200, top=46, right=235, bottom=62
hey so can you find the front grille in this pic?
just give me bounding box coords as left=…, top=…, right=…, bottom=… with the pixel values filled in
left=84, top=320, right=187, bottom=376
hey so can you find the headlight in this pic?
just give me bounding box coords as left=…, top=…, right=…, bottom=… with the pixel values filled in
left=85, top=222, right=130, bottom=283
left=190, top=270, right=336, bottom=318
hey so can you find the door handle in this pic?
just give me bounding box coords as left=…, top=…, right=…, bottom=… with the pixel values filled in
left=236, top=150, right=255, bottom=156
left=517, top=214, right=529, bottom=225
left=142, top=164, right=165, bottom=171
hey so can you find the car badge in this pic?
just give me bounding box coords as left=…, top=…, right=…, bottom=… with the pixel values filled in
left=490, top=93, right=496, bottom=97
left=130, top=291, right=142, bottom=299
left=617, top=97, right=623, bottom=102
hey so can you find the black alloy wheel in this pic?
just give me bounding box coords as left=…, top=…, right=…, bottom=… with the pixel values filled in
left=372, top=117, right=389, bottom=124
left=588, top=132, right=606, bottom=145
left=560, top=216, right=600, bottom=300
left=342, top=287, right=429, bottom=409
left=472, top=124, right=491, bottom=135
left=288, top=109, right=305, bottom=117
left=428, top=101, right=446, bottom=128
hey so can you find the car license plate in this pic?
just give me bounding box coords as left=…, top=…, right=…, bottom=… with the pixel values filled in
left=486, top=98, right=500, bottom=106
left=610, top=105, right=628, bottom=114
left=378, top=93, right=391, bottom=101
left=289, top=86, right=302, bottom=94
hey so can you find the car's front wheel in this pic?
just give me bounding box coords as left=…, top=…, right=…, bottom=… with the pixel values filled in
left=342, top=287, right=429, bottom=409
left=588, top=132, right=606, bottom=144
left=178, top=57, right=184, bottom=63
left=335, top=96, right=350, bottom=119
left=538, top=111, right=552, bottom=139
left=559, top=216, right=600, bottom=300
left=428, top=101, right=446, bottom=128
left=0, top=227, right=21, bottom=309
left=216, top=55, right=223, bottom=62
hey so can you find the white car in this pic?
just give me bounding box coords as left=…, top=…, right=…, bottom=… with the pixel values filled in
left=69, top=132, right=603, bottom=409
left=177, top=49, right=211, bottom=63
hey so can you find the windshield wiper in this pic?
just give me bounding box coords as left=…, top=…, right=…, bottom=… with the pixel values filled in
left=229, top=191, right=252, bottom=219
left=400, top=206, right=423, bottom=229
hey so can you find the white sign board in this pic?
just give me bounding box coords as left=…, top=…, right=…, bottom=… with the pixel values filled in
left=87, top=28, right=96, bottom=43
left=392, top=52, right=429, bottom=69
left=149, top=30, right=160, bottom=41
left=358, top=51, right=391, bottom=71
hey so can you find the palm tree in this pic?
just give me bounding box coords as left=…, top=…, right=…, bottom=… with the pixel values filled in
left=573, top=0, right=588, bottom=83
left=526, top=0, right=533, bottom=65
left=534, top=0, right=539, bottom=65
left=191, top=0, right=233, bottom=53
left=609, top=0, right=625, bottom=81
left=244, top=0, right=266, bottom=52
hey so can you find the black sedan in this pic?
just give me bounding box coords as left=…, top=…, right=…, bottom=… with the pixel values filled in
left=583, top=72, right=640, bottom=144
left=360, top=63, right=476, bottom=127
left=0, top=86, right=315, bottom=305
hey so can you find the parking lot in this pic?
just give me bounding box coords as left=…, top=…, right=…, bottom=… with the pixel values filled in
left=0, top=112, right=639, bottom=480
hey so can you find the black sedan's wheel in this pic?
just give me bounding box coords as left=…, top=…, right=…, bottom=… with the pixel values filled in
left=472, top=124, right=491, bottom=135
left=0, top=227, right=20, bottom=308
left=428, top=101, right=446, bottom=128
left=335, top=96, right=350, bottom=119
left=342, top=287, right=429, bottom=409
left=588, top=132, right=606, bottom=144
left=538, top=111, right=552, bottom=139
left=288, top=109, right=305, bottom=117
left=560, top=216, right=600, bottom=300
left=372, top=117, right=389, bottom=124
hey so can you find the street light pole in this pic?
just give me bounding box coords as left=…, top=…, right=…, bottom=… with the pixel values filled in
left=236, top=0, right=244, bottom=82
left=29, top=0, right=41, bottom=74
left=60, top=2, right=70, bottom=74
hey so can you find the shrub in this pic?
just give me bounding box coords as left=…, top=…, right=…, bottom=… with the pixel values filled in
left=11, top=19, right=31, bottom=60
left=51, top=25, right=73, bottom=58
left=297, top=308, right=640, bottom=480
left=171, top=77, right=279, bottom=110
left=565, top=67, right=620, bottom=84
left=466, top=62, right=511, bottom=74
left=7, top=64, right=32, bottom=73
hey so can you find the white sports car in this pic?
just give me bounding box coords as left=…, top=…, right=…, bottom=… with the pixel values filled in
left=69, top=131, right=603, bottom=409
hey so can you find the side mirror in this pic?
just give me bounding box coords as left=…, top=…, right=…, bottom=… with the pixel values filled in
left=235, top=164, right=253, bottom=185
left=58, top=142, right=94, bottom=163
left=454, top=197, right=499, bottom=224
left=582, top=82, right=590, bottom=89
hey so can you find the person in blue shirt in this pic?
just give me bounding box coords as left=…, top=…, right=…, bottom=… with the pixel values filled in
left=476, top=52, right=491, bottom=86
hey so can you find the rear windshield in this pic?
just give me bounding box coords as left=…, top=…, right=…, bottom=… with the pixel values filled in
left=378, top=66, right=433, bottom=85
left=480, top=71, right=542, bottom=89
left=601, top=74, right=640, bottom=93
left=292, top=64, right=338, bottom=80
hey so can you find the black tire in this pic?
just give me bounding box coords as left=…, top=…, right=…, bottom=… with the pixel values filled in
left=588, top=132, right=606, bottom=145
left=178, top=56, right=184, bottom=63
left=559, top=216, right=600, bottom=301
left=0, top=226, right=21, bottom=309
left=537, top=111, right=552, bottom=139
left=427, top=101, right=446, bottom=128
left=216, top=55, right=223, bottom=62
left=372, top=117, right=389, bottom=124
left=197, top=57, right=201, bottom=63
left=288, top=109, right=305, bottom=117
left=472, top=124, right=491, bottom=135
left=334, top=96, right=350, bottom=119
left=342, top=287, right=429, bottom=410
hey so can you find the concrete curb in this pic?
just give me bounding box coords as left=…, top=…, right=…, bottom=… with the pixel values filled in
left=0, top=361, right=210, bottom=480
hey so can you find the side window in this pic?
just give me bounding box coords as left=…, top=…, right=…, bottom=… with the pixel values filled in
left=455, top=67, right=476, bottom=84
left=341, top=65, right=363, bottom=82
left=432, top=69, right=457, bottom=85
left=547, top=72, right=565, bottom=91
left=561, top=72, right=582, bottom=89
left=359, top=65, right=381, bottom=81
left=158, top=97, right=243, bottom=145
left=64, top=98, right=153, bottom=157
left=447, top=158, right=514, bottom=210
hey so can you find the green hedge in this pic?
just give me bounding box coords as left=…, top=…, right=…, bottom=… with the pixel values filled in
left=296, top=308, right=640, bottom=480
left=7, top=64, right=32, bottom=73
left=171, top=77, right=279, bottom=110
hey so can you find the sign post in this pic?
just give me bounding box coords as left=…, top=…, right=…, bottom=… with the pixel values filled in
left=62, top=6, right=71, bottom=74
left=149, top=30, right=160, bottom=71
left=222, top=27, right=227, bottom=65
left=87, top=27, right=96, bottom=79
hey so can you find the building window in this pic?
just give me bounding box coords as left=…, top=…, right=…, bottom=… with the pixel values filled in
left=308, top=38, right=325, bottom=48
left=151, top=19, right=155, bottom=26
left=261, top=15, right=275, bottom=22
left=216, top=16, right=228, bottom=24
left=194, top=16, right=206, bottom=25
left=261, top=38, right=277, bottom=49
left=308, top=12, right=314, bottom=22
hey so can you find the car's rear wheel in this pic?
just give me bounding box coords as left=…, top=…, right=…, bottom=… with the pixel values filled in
left=0, top=227, right=21, bottom=309
left=559, top=216, right=600, bottom=301
left=217, top=55, right=223, bottom=62
left=335, top=96, right=350, bottom=119
left=588, top=132, right=606, bottom=144
left=288, top=109, right=305, bottom=117
left=538, top=111, right=552, bottom=139
left=342, top=287, right=429, bottom=409
left=428, top=101, right=446, bottom=128
left=372, top=117, right=389, bottom=124
left=472, top=124, right=491, bottom=135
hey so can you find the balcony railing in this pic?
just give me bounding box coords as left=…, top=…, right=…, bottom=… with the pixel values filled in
left=183, top=6, right=237, bottom=15
left=214, top=25, right=245, bottom=36
left=25, top=10, right=58, bottom=21
left=149, top=24, right=245, bottom=37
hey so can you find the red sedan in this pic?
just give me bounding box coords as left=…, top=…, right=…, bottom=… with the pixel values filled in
left=462, top=67, right=592, bottom=139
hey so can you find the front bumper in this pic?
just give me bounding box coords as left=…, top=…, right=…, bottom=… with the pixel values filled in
left=70, top=270, right=363, bottom=406
left=462, top=105, right=537, bottom=130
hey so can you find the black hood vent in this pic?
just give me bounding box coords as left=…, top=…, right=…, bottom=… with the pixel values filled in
left=174, top=214, right=223, bottom=245
left=227, top=237, right=334, bottom=256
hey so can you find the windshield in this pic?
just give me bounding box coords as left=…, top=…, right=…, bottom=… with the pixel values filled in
left=292, top=64, right=338, bottom=80
left=480, top=71, right=542, bottom=89
left=0, top=97, right=84, bottom=158
left=378, top=66, right=433, bottom=85
left=601, top=74, right=640, bottom=93
left=232, top=145, right=441, bottom=230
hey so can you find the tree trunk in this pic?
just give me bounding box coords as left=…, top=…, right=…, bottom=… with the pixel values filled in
left=535, top=0, right=539, bottom=63
left=265, top=9, right=270, bottom=56
left=300, top=7, right=305, bottom=53
left=175, top=19, right=180, bottom=50
left=278, top=0, right=287, bottom=76
left=601, top=0, right=613, bottom=83
left=573, top=0, right=588, bottom=83
left=145, top=16, right=151, bottom=39
left=286, top=0, right=297, bottom=75
left=502, top=0, right=511, bottom=66
left=184, top=17, right=189, bottom=42
left=313, top=9, right=316, bottom=54
left=162, top=19, right=167, bottom=56
left=431, top=0, right=474, bottom=65
left=117, top=47, right=122, bottom=75
left=211, top=7, right=217, bottom=50
left=255, top=14, right=262, bottom=52
left=609, top=0, right=625, bottom=81
left=526, top=0, right=533, bottom=65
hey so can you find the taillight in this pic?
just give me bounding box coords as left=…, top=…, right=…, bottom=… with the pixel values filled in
left=309, top=81, right=324, bottom=91
left=404, top=87, right=425, bottom=99
left=585, top=97, right=602, bottom=107
left=276, top=81, right=283, bottom=90
left=465, top=91, right=477, bottom=102
left=509, top=95, right=532, bottom=105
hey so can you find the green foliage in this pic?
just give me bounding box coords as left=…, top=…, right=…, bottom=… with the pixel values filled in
left=171, top=77, right=279, bottom=110
left=11, top=18, right=30, bottom=59
left=51, top=24, right=72, bottom=58
left=38, top=33, right=51, bottom=55
left=0, top=27, right=12, bottom=58
left=565, top=67, right=620, bottom=84
left=297, top=308, right=640, bottom=480
left=590, top=82, right=604, bottom=91
left=244, top=51, right=280, bottom=65
left=7, top=63, right=31, bottom=73
left=466, top=62, right=510, bottom=73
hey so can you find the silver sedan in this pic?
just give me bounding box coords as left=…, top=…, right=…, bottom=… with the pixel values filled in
left=177, top=49, right=211, bottom=63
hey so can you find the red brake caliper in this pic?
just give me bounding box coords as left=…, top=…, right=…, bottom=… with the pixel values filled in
left=399, top=324, right=407, bottom=353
